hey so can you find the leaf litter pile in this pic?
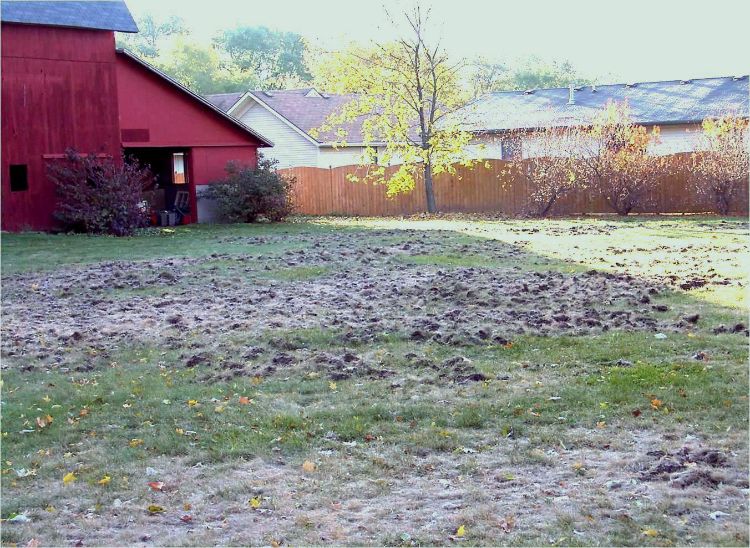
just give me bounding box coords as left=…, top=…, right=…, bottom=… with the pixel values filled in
left=1, top=219, right=748, bottom=546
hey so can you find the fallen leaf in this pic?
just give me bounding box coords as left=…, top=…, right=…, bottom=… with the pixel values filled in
left=650, top=398, right=663, bottom=410
left=62, top=471, right=76, bottom=485
left=250, top=497, right=261, bottom=509
left=129, top=438, right=144, bottom=448
left=499, top=515, right=515, bottom=533
left=180, top=514, right=193, bottom=523
left=147, top=505, right=164, bottom=514
left=364, top=434, right=376, bottom=442
left=147, top=481, right=165, bottom=491
left=329, top=381, right=337, bottom=390
left=632, top=409, right=642, bottom=417
left=642, top=528, right=659, bottom=537
left=187, top=399, right=198, bottom=407
left=456, top=524, right=466, bottom=537
left=97, top=475, right=111, bottom=485
left=239, top=396, right=250, bottom=405
left=302, top=460, right=316, bottom=473
left=36, top=415, right=53, bottom=429
left=183, top=503, right=192, bottom=511
left=26, top=539, right=40, bottom=547
left=596, top=421, right=606, bottom=429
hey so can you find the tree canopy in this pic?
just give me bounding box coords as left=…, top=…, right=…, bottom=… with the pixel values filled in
left=313, top=7, right=476, bottom=212
left=117, top=17, right=313, bottom=94
left=468, top=55, right=595, bottom=97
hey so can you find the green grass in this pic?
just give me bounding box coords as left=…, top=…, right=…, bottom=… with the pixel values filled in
left=1, top=216, right=748, bottom=547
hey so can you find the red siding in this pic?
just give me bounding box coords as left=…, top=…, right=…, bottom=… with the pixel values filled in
left=1, top=23, right=122, bottom=231
left=116, top=54, right=263, bottom=152
left=191, top=145, right=258, bottom=184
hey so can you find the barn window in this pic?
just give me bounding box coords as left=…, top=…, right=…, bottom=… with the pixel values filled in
left=172, top=153, right=186, bottom=184
left=9, top=164, right=29, bottom=192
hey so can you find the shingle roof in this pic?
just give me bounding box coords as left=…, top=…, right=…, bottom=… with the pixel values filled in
left=206, top=88, right=376, bottom=145
left=1, top=0, right=138, bottom=32
left=204, top=92, right=245, bottom=114
left=117, top=50, right=273, bottom=147
left=457, top=75, right=749, bottom=132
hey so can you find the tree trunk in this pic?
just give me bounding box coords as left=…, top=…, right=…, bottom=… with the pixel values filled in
left=423, top=161, right=437, bottom=213
left=716, top=190, right=730, bottom=215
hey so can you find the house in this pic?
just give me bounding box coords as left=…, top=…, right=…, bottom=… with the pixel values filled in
left=458, top=76, right=749, bottom=160
left=206, top=88, right=381, bottom=168
left=1, top=0, right=272, bottom=231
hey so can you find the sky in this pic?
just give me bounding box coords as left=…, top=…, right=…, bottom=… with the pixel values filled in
left=122, top=0, right=750, bottom=84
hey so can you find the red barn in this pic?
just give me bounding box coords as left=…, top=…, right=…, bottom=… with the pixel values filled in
left=1, top=0, right=271, bottom=231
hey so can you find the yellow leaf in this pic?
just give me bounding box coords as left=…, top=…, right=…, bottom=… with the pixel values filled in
left=214, top=405, right=225, bottom=413
left=147, top=505, right=164, bottom=514
left=129, top=438, right=144, bottom=447
left=62, top=472, right=76, bottom=485
left=302, top=460, right=316, bottom=473
left=329, top=381, right=337, bottom=391
left=642, top=528, right=659, bottom=537
left=250, top=497, right=261, bottom=509
left=97, top=475, right=111, bottom=485
left=42, top=395, right=51, bottom=403
left=187, top=399, right=198, bottom=407
left=456, top=524, right=466, bottom=537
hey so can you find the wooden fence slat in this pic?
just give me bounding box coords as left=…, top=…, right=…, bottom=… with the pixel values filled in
left=281, top=153, right=748, bottom=217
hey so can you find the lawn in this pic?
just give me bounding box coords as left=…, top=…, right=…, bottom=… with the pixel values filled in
left=1, top=216, right=748, bottom=546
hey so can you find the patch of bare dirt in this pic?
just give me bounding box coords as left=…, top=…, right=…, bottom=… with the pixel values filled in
left=4, top=230, right=731, bottom=374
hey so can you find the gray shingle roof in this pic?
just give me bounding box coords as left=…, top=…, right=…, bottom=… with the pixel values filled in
left=206, top=88, right=378, bottom=145
left=457, top=76, right=749, bottom=132
left=1, top=0, right=138, bottom=32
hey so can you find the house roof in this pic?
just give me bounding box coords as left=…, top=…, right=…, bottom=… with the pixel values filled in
left=116, top=49, right=273, bottom=147
left=1, top=0, right=139, bottom=32
left=206, top=88, right=375, bottom=145
left=457, top=75, right=750, bottom=132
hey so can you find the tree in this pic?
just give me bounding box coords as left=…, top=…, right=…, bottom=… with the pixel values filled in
left=158, top=40, right=257, bottom=94
left=579, top=102, right=666, bottom=215
left=468, top=55, right=594, bottom=98
left=117, top=15, right=186, bottom=59
left=690, top=115, right=749, bottom=214
left=213, top=26, right=311, bottom=88
left=313, top=6, right=475, bottom=213
left=512, top=126, right=588, bottom=216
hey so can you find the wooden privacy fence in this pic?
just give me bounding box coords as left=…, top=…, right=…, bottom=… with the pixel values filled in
left=280, top=153, right=749, bottom=217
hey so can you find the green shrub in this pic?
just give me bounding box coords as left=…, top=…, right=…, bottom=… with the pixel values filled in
left=200, top=156, right=295, bottom=223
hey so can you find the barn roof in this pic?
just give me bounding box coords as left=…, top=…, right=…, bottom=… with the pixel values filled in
left=456, top=75, right=750, bottom=132
left=1, top=0, right=139, bottom=32
left=117, top=50, right=273, bottom=147
left=206, top=88, right=377, bottom=145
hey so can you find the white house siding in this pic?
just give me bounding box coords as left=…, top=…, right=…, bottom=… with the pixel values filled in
left=317, top=146, right=371, bottom=167
left=234, top=102, right=319, bottom=168
left=469, top=123, right=707, bottom=160
left=651, top=124, right=703, bottom=154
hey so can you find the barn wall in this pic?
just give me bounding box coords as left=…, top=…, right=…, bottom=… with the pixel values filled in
left=1, top=23, right=122, bottom=231
left=116, top=54, right=262, bottom=148
left=193, top=145, right=258, bottom=223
